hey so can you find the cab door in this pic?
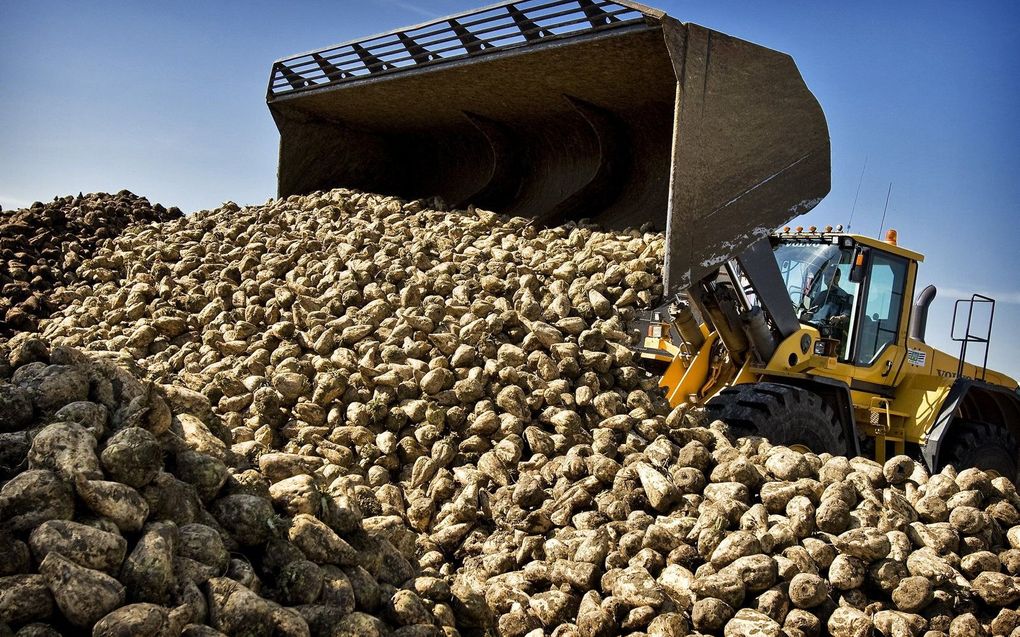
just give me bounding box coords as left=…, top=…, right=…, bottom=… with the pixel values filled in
left=850, top=250, right=913, bottom=386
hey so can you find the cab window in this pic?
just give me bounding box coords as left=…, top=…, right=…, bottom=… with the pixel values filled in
left=772, top=241, right=859, bottom=360
left=855, top=252, right=908, bottom=365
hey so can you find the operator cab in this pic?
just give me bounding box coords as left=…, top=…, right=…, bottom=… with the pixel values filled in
left=771, top=228, right=915, bottom=366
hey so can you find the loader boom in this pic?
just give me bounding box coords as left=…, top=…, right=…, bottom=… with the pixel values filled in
left=267, top=0, right=830, bottom=299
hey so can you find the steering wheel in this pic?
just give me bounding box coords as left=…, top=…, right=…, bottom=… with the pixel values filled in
left=799, top=298, right=819, bottom=320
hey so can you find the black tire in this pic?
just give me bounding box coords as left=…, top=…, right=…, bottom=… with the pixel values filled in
left=942, top=420, right=1020, bottom=485
left=705, top=382, right=849, bottom=455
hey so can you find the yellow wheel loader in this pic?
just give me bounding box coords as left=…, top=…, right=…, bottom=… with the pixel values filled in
left=266, top=0, right=1020, bottom=482
left=643, top=228, right=1019, bottom=484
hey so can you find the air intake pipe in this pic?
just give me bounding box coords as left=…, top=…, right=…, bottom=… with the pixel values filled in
left=909, top=285, right=937, bottom=343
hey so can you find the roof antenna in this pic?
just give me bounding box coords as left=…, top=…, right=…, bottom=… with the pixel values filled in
left=846, top=155, right=867, bottom=233
left=878, top=182, right=893, bottom=237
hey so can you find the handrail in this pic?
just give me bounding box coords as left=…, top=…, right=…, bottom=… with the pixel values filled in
left=951, top=293, right=995, bottom=381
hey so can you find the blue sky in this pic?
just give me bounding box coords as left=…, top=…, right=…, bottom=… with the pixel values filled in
left=1, top=0, right=1019, bottom=379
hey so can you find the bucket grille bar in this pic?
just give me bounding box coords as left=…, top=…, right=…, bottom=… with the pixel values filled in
left=268, top=0, right=647, bottom=98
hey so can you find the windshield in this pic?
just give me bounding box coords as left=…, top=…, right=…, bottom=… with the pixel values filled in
left=774, top=241, right=859, bottom=357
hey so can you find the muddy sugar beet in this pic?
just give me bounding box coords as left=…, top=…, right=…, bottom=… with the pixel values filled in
left=3, top=188, right=1016, bottom=636
left=0, top=339, right=452, bottom=636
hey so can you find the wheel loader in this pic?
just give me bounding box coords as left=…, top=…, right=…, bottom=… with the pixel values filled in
left=265, top=0, right=1020, bottom=482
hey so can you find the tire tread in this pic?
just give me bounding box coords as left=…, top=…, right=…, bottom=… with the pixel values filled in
left=943, top=419, right=1019, bottom=485
left=705, top=382, right=847, bottom=455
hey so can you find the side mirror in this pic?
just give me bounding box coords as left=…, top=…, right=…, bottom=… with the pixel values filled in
left=849, top=247, right=869, bottom=284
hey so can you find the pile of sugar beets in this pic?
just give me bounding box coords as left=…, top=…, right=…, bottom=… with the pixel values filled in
left=0, top=338, right=441, bottom=637
left=0, top=192, right=181, bottom=337
left=0, top=188, right=1016, bottom=637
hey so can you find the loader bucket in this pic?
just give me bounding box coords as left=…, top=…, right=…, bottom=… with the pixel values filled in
left=267, top=0, right=830, bottom=297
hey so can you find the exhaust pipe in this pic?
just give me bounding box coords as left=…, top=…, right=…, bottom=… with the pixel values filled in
left=910, top=285, right=937, bottom=343
left=268, top=0, right=830, bottom=298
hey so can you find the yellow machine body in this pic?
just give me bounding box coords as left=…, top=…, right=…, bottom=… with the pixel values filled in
left=656, top=229, right=1019, bottom=469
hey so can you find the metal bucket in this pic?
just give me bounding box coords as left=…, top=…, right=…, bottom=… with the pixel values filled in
left=267, top=0, right=829, bottom=297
